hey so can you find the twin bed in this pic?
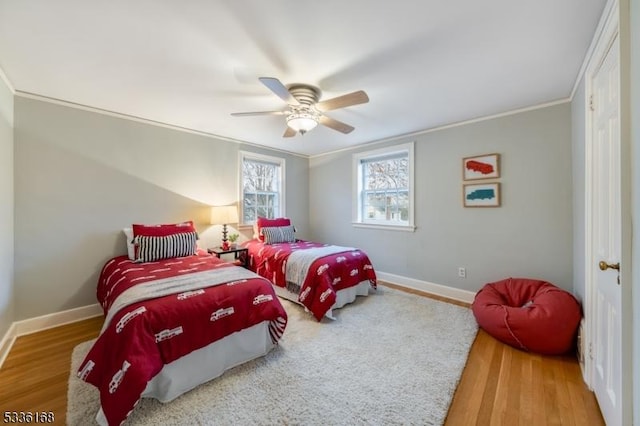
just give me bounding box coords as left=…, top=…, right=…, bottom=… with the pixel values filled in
left=243, top=239, right=377, bottom=320
left=243, top=216, right=377, bottom=320
left=77, top=219, right=377, bottom=425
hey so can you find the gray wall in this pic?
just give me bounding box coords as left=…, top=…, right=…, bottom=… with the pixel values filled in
left=620, top=1, right=635, bottom=421
left=0, top=77, right=14, bottom=337
left=309, top=103, right=573, bottom=293
left=628, top=0, right=639, bottom=418
left=13, top=97, right=308, bottom=320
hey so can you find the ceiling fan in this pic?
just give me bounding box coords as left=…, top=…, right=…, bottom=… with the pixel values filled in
left=231, top=77, right=369, bottom=137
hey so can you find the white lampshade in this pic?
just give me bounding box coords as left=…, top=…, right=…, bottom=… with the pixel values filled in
left=210, top=205, right=239, bottom=225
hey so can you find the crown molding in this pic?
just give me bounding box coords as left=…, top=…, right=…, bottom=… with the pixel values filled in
left=309, top=97, right=570, bottom=159
left=15, top=88, right=572, bottom=161
left=14, top=90, right=308, bottom=159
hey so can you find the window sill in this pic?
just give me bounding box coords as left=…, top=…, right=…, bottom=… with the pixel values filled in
left=352, top=222, right=416, bottom=232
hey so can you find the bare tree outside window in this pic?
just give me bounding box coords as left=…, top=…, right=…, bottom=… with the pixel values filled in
left=362, top=156, right=409, bottom=223
left=241, top=155, right=283, bottom=224
left=352, top=142, right=414, bottom=230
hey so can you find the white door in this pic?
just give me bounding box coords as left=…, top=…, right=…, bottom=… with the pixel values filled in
left=590, top=33, right=621, bottom=426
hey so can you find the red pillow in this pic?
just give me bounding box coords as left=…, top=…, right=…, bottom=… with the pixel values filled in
left=256, top=217, right=290, bottom=241
left=132, top=221, right=196, bottom=237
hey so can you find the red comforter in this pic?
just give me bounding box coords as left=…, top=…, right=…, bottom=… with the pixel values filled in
left=78, top=251, right=287, bottom=426
left=243, top=239, right=377, bottom=320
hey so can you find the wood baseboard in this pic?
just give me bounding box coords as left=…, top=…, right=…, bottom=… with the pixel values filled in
left=379, top=281, right=471, bottom=308
left=0, top=303, right=102, bottom=369
left=0, top=323, right=17, bottom=369
left=376, top=271, right=476, bottom=305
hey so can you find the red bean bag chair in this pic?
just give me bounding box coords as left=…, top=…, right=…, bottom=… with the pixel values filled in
left=472, top=277, right=582, bottom=355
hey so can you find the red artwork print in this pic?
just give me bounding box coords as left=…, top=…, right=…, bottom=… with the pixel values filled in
left=466, top=160, right=494, bottom=175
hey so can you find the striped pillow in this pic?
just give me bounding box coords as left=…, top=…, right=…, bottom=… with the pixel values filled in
left=134, top=231, right=198, bottom=262
left=262, top=225, right=296, bottom=244
left=256, top=217, right=291, bottom=241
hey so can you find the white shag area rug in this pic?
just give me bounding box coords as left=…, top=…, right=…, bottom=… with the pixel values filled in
left=67, top=286, right=478, bottom=425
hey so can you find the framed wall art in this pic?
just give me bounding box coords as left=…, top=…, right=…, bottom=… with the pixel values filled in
left=463, top=182, right=501, bottom=207
left=463, top=153, right=500, bottom=181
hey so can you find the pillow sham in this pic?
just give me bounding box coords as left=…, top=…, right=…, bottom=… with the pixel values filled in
left=123, top=228, right=135, bottom=260
left=134, top=231, right=198, bottom=263
left=132, top=220, right=197, bottom=237
left=262, top=225, right=296, bottom=244
left=256, top=217, right=291, bottom=241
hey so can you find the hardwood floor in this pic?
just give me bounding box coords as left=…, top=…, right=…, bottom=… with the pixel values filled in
left=0, top=286, right=603, bottom=425
left=445, top=329, right=603, bottom=425
left=381, top=282, right=604, bottom=425
left=0, top=316, right=103, bottom=424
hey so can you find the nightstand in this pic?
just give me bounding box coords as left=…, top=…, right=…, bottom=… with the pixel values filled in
left=208, top=247, right=249, bottom=268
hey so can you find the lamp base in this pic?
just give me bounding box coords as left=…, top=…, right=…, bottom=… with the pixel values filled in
left=221, top=224, right=230, bottom=250
left=221, top=223, right=229, bottom=241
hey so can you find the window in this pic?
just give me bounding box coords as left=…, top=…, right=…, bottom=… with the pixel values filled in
left=352, top=142, right=415, bottom=231
left=240, top=151, right=285, bottom=225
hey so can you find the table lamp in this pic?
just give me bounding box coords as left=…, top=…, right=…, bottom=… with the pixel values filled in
left=210, top=205, right=239, bottom=250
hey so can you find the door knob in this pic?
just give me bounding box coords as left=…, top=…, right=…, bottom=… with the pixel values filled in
left=599, top=261, right=620, bottom=271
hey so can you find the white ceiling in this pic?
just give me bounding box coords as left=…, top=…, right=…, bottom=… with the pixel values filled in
left=0, top=1, right=607, bottom=156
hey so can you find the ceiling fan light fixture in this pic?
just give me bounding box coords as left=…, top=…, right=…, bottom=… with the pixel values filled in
left=286, top=111, right=319, bottom=134
left=232, top=77, right=369, bottom=137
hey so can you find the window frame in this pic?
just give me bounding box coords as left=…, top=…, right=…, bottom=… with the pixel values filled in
left=352, top=142, right=416, bottom=232
left=239, top=151, right=286, bottom=226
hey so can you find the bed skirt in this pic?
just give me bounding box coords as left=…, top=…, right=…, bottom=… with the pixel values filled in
left=274, top=280, right=372, bottom=319
left=95, top=320, right=274, bottom=425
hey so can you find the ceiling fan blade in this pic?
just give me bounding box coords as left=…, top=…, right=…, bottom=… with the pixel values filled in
left=315, top=90, right=369, bottom=112
left=283, top=127, right=297, bottom=138
left=259, top=77, right=300, bottom=105
left=319, top=115, right=355, bottom=134
left=231, top=111, right=285, bottom=117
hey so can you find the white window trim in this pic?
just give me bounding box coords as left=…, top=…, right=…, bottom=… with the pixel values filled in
left=239, top=151, right=286, bottom=226
left=352, top=142, right=416, bottom=232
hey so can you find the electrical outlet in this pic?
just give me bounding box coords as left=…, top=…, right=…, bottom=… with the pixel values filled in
left=458, top=267, right=466, bottom=278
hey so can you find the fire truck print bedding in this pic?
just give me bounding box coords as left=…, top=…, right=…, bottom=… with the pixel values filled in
left=77, top=250, right=288, bottom=426
left=243, top=239, right=377, bottom=320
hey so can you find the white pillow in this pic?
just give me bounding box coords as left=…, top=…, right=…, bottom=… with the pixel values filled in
left=123, top=228, right=135, bottom=260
